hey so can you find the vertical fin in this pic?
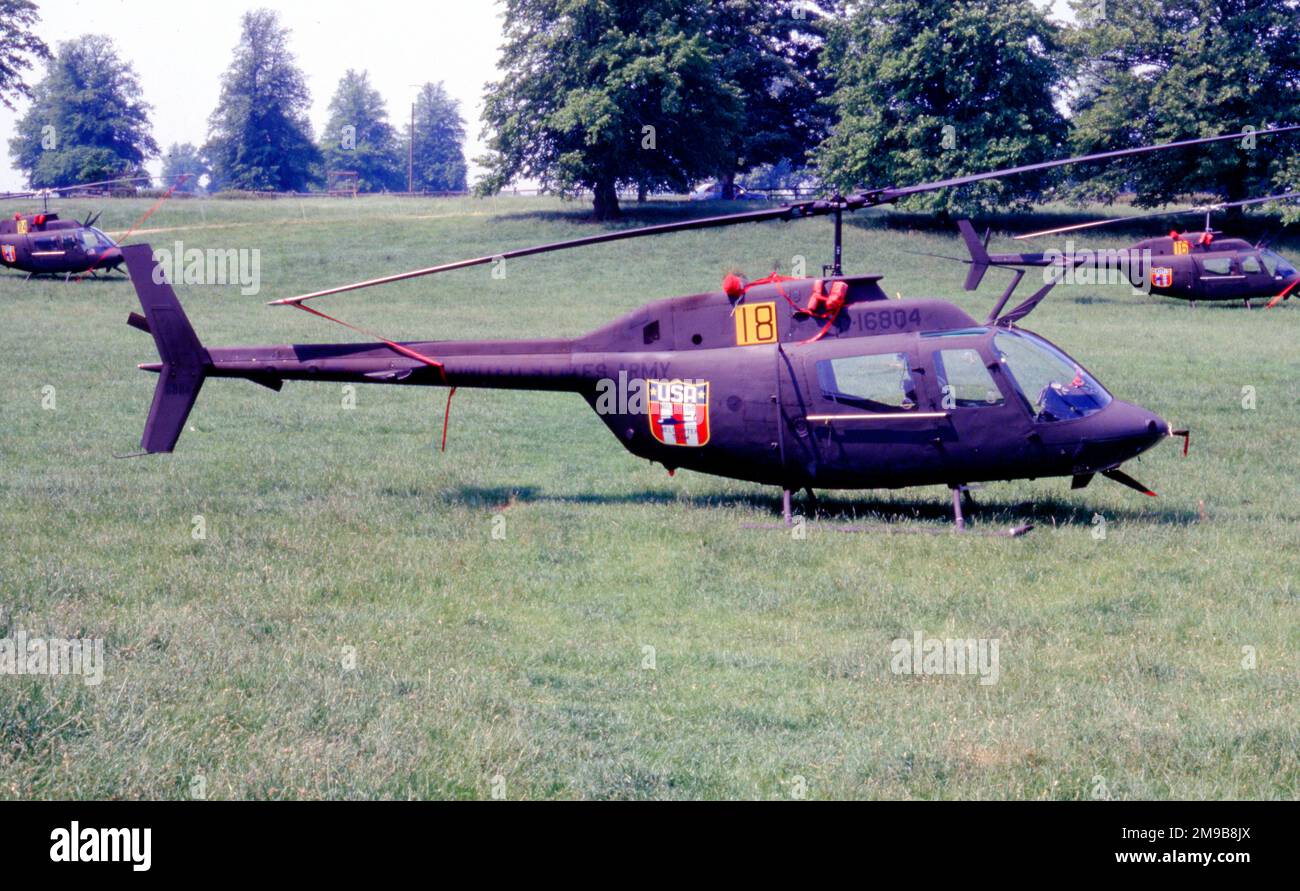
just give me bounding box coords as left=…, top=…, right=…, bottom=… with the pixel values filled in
left=122, top=243, right=209, bottom=453
left=957, top=219, right=991, bottom=291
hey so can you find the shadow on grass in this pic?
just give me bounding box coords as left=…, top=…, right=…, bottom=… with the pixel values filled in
left=450, top=484, right=1202, bottom=529
left=0, top=271, right=130, bottom=287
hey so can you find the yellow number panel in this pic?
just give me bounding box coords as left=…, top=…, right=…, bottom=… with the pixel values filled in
left=734, top=301, right=778, bottom=346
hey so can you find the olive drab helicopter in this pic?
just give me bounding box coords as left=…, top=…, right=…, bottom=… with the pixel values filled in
left=1, top=207, right=122, bottom=278
left=0, top=175, right=187, bottom=279
left=121, top=128, right=1294, bottom=532
left=956, top=192, right=1300, bottom=308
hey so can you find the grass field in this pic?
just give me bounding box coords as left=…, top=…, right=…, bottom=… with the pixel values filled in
left=1, top=194, right=1296, bottom=799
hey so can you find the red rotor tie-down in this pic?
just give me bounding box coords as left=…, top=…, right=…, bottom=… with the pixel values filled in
left=440, top=387, right=457, bottom=452
left=736, top=272, right=805, bottom=310
left=799, top=281, right=849, bottom=344
left=725, top=272, right=810, bottom=315
left=292, top=302, right=446, bottom=380
left=1266, top=277, right=1300, bottom=309
left=291, top=302, right=455, bottom=448
left=1172, top=428, right=1191, bottom=456
left=75, top=174, right=190, bottom=281
left=723, top=273, right=845, bottom=343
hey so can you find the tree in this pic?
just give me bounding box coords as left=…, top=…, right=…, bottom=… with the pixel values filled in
left=411, top=82, right=468, bottom=192
left=705, top=0, right=839, bottom=198
left=479, top=0, right=744, bottom=219
left=0, top=0, right=50, bottom=111
left=815, top=0, right=1068, bottom=215
left=161, top=143, right=210, bottom=192
left=1065, top=0, right=1300, bottom=208
left=1277, top=155, right=1300, bottom=225
left=319, top=70, right=404, bottom=193
left=8, top=35, right=158, bottom=188
left=205, top=9, right=320, bottom=192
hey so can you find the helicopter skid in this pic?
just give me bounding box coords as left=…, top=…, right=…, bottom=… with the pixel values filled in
left=741, top=521, right=1034, bottom=537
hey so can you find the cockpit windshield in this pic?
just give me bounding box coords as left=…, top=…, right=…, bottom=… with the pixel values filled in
left=993, top=330, right=1112, bottom=423
left=86, top=226, right=115, bottom=248
left=1260, top=249, right=1297, bottom=279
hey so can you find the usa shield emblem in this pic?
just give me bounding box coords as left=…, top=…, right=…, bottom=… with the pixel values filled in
left=1, top=244, right=15, bottom=264
left=1151, top=267, right=1173, bottom=288
left=647, top=379, right=710, bottom=447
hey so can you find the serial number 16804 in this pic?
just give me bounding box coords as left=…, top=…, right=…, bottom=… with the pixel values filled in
left=858, top=307, right=922, bottom=333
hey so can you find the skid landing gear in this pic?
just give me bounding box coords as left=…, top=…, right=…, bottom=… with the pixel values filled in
left=950, top=484, right=972, bottom=531
left=780, top=487, right=819, bottom=526
left=755, top=484, right=1029, bottom=537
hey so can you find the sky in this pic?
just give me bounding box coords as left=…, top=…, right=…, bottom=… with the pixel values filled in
left=0, top=0, right=506, bottom=191
left=0, top=0, right=1074, bottom=193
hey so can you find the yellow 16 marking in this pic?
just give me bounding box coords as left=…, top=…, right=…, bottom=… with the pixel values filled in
left=734, top=301, right=778, bottom=345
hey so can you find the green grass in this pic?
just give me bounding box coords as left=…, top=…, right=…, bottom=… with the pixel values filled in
left=0, top=194, right=1297, bottom=799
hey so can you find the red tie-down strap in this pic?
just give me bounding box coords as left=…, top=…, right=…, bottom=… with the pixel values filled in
left=292, top=303, right=459, bottom=450
left=75, top=174, right=191, bottom=282
left=799, top=280, right=849, bottom=344
left=1266, top=277, right=1300, bottom=309
left=722, top=272, right=847, bottom=345
left=728, top=271, right=804, bottom=309
left=293, top=302, right=445, bottom=375
left=441, top=387, right=457, bottom=452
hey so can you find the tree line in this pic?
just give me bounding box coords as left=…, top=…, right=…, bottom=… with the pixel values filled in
left=3, top=0, right=1299, bottom=219
left=4, top=6, right=468, bottom=194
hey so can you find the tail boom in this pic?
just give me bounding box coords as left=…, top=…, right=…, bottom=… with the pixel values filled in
left=123, top=244, right=584, bottom=454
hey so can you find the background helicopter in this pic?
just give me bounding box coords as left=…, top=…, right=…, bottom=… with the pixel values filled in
left=121, top=129, right=1285, bottom=531
left=0, top=175, right=188, bottom=279
left=957, top=192, right=1300, bottom=308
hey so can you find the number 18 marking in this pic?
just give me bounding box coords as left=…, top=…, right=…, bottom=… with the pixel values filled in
left=735, top=301, right=778, bottom=346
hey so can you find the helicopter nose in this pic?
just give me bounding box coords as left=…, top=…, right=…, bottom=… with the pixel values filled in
left=1072, top=400, right=1170, bottom=471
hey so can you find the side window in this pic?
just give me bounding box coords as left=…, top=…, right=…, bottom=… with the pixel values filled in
left=62, top=233, right=78, bottom=250
left=33, top=237, right=58, bottom=251
left=1241, top=255, right=1262, bottom=274
left=816, top=352, right=916, bottom=409
left=934, top=348, right=1003, bottom=408
left=1201, top=257, right=1233, bottom=275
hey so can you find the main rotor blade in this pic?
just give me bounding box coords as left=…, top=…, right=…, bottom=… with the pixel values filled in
left=869, top=126, right=1300, bottom=204
left=1014, top=189, right=1300, bottom=239
left=0, top=174, right=193, bottom=202
left=271, top=125, right=1300, bottom=306
left=269, top=202, right=828, bottom=304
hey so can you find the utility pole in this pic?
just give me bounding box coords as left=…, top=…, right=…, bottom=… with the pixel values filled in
left=408, top=101, right=415, bottom=194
